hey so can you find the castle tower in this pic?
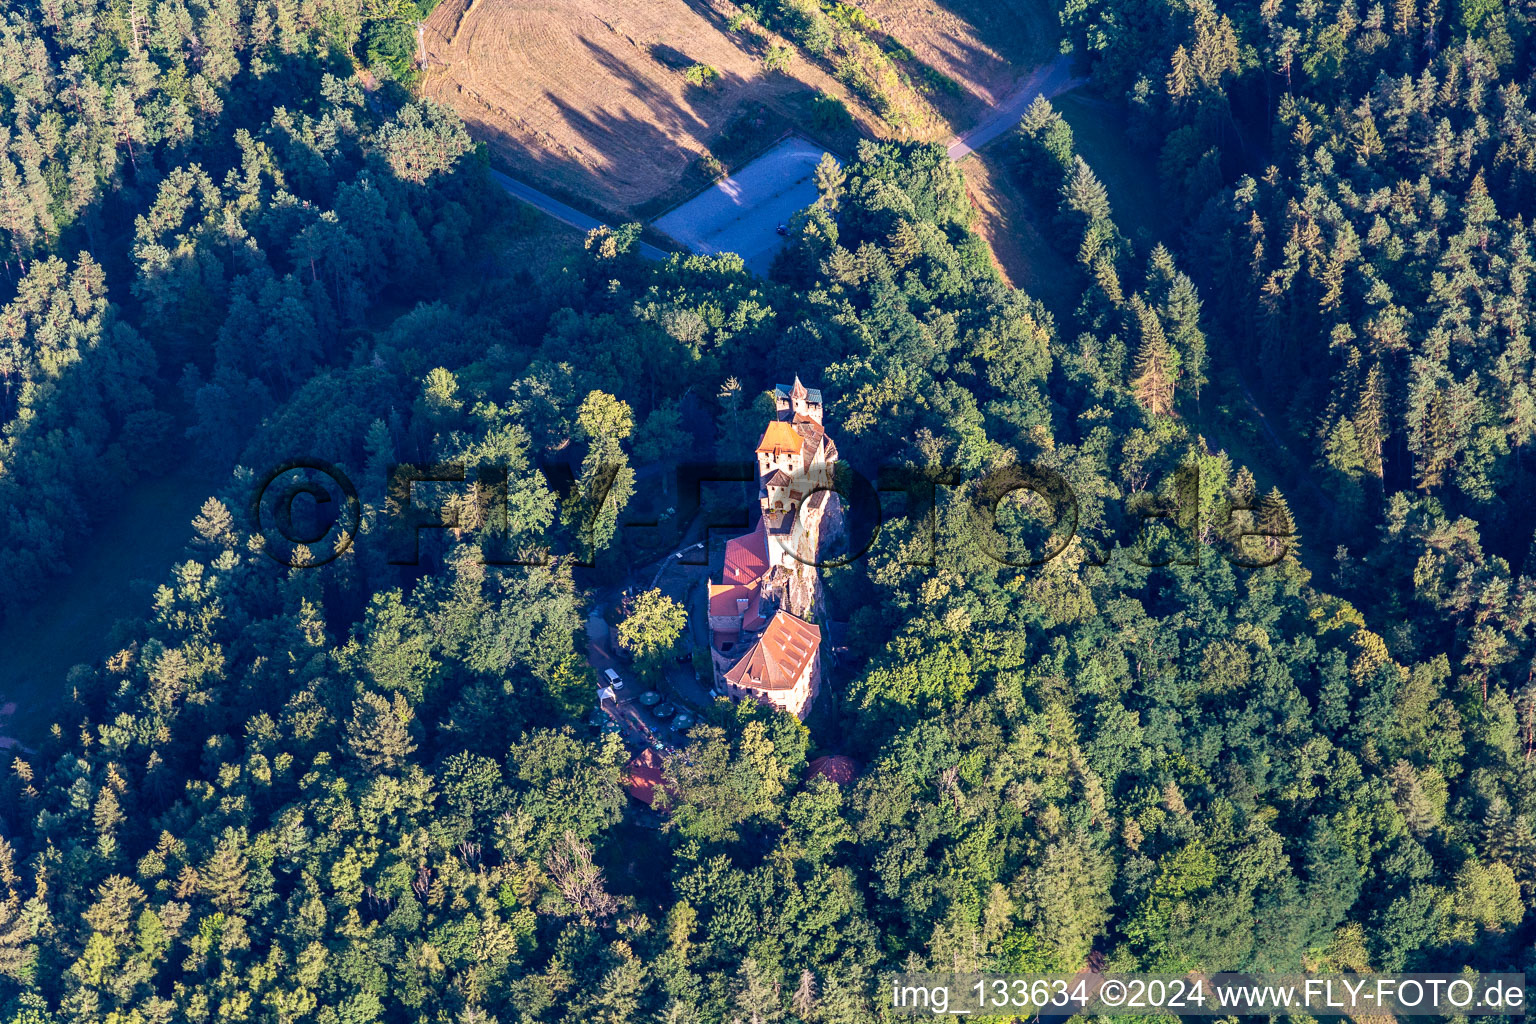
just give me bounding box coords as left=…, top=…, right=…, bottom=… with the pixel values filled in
left=707, top=374, right=835, bottom=720
left=774, top=378, right=823, bottom=425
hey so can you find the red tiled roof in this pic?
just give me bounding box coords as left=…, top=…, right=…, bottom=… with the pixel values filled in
left=708, top=582, right=766, bottom=631
left=790, top=420, right=831, bottom=463
left=724, top=611, right=820, bottom=692
left=757, top=421, right=801, bottom=456
left=723, top=521, right=768, bottom=584
left=709, top=583, right=743, bottom=616
left=711, top=522, right=769, bottom=638
left=808, top=755, right=860, bottom=785
left=624, top=748, right=668, bottom=806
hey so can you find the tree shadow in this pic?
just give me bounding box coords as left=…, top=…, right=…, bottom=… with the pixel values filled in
left=443, top=31, right=761, bottom=220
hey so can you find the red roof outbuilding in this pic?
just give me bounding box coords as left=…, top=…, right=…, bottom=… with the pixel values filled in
left=623, top=748, right=670, bottom=807
left=807, top=755, right=860, bottom=786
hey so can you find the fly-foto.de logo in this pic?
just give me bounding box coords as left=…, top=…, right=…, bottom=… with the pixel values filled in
left=248, top=459, right=1297, bottom=571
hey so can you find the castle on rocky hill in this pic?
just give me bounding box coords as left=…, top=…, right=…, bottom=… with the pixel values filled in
left=706, top=378, right=843, bottom=720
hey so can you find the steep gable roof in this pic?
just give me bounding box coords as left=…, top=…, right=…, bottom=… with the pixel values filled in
left=723, top=611, right=821, bottom=692
left=722, top=520, right=768, bottom=583
left=711, top=521, right=770, bottom=638
left=776, top=381, right=823, bottom=405
left=757, top=420, right=802, bottom=456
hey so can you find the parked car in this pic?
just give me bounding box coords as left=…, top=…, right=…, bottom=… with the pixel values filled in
left=654, top=703, right=677, bottom=719
left=603, top=668, right=625, bottom=690
left=638, top=691, right=662, bottom=707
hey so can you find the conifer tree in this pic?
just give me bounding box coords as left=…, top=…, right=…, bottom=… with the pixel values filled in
left=732, top=958, right=785, bottom=1024
left=1166, top=45, right=1194, bottom=102
left=0, top=838, right=34, bottom=984
left=1354, top=365, right=1388, bottom=479
left=1062, top=157, right=1112, bottom=224
left=888, top=220, right=921, bottom=268
left=815, top=152, right=845, bottom=211
left=191, top=497, right=236, bottom=546
left=792, top=969, right=820, bottom=1020
left=1257, top=486, right=1300, bottom=560
left=1324, top=418, right=1366, bottom=476
left=1130, top=299, right=1178, bottom=415
left=199, top=833, right=250, bottom=913
left=345, top=690, right=417, bottom=772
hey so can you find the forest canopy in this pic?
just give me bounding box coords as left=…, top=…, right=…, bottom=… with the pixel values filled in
left=2, top=0, right=1536, bottom=1021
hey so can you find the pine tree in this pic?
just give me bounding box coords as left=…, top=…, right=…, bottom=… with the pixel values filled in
left=1509, top=816, right=1536, bottom=896
left=1509, top=382, right=1536, bottom=467
left=823, top=245, right=861, bottom=285
left=200, top=832, right=250, bottom=912
left=815, top=152, right=845, bottom=211
left=1228, top=467, right=1257, bottom=519
left=1062, top=157, right=1112, bottom=224
left=1352, top=99, right=1384, bottom=164
left=1163, top=273, right=1207, bottom=399
left=888, top=220, right=921, bottom=268
left=1389, top=760, right=1438, bottom=837
left=93, top=786, right=124, bottom=835
left=791, top=969, right=819, bottom=1021
left=718, top=376, right=743, bottom=436
left=0, top=838, right=35, bottom=984
left=1166, top=45, right=1194, bottom=102
left=191, top=497, right=235, bottom=546
left=1130, top=299, right=1177, bottom=416
left=1405, top=358, right=1469, bottom=490
left=1354, top=365, right=1388, bottom=478
left=1482, top=799, right=1514, bottom=862
left=1324, top=417, right=1365, bottom=476
left=1257, top=486, right=1300, bottom=561
left=1093, top=253, right=1124, bottom=304
left=346, top=690, right=417, bottom=772
left=732, top=958, right=784, bottom=1024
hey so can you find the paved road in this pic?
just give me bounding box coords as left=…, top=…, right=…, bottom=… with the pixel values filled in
left=486, top=54, right=1076, bottom=266
left=488, top=169, right=671, bottom=261
left=947, top=54, right=1085, bottom=162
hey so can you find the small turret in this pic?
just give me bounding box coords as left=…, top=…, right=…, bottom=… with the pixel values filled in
left=774, top=378, right=824, bottom=424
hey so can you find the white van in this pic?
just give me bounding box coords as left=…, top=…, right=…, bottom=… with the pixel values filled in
left=603, top=668, right=624, bottom=690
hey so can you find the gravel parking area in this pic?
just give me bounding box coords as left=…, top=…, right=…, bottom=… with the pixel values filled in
left=653, top=136, right=833, bottom=273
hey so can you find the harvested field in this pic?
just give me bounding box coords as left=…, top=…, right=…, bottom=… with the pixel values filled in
left=422, top=0, right=876, bottom=217
left=850, top=0, right=1060, bottom=133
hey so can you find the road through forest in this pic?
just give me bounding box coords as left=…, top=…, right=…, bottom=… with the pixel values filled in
left=947, top=53, right=1084, bottom=161
left=486, top=53, right=1084, bottom=264
left=488, top=170, right=671, bottom=261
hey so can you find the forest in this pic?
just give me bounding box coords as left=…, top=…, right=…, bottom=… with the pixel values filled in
left=1, top=0, right=1535, bottom=1022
